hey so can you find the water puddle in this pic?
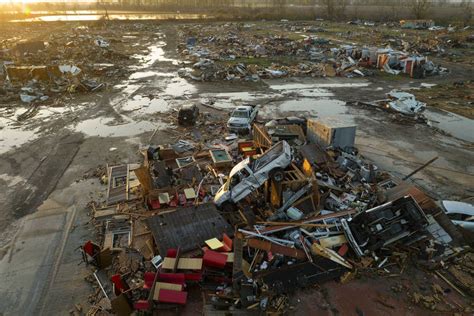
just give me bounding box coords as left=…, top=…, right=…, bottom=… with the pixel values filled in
left=259, top=98, right=349, bottom=120
left=120, top=95, right=171, bottom=114
left=113, top=83, right=141, bottom=95
left=269, top=82, right=370, bottom=90
left=279, top=99, right=347, bottom=116
left=163, top=78, right=197, bottom=97
left=129, top=71, right=160, bottom=80
left=0, top=118, right=39, bottom=154
left=73, top=117, right=167, bottom=137
left=132, top=41, right=179, bottom=67
left=114, top=36, right=196, bottom=113
left=204, top=91, right=270, bottom=102
left=424, top=109, right=474, bottom=143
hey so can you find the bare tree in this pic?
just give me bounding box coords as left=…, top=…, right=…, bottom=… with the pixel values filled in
left=320, top=0, right=335, bottom=19
left=460, top=0, right=472, bottom=26
left=319, top=0, right=347, bottom=20
left=411, top=0, right=431, bottom=19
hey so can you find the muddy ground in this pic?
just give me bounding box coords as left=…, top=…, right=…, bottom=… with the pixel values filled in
left=0, top=20, right=473, bottom=315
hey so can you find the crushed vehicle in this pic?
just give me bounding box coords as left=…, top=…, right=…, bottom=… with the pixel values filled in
left=214, top=141, right=291, bottom=209
left=178, top=103, right=200, bottom=126
left=441, top=200, right=474, bottom=232
left=342, top=196, right=429, bottom=256
left=227, top=104, right=258, bottom=134
left=386, top=90, right=426, bottom=116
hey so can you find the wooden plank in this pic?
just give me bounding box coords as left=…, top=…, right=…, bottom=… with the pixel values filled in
left=253, top=123, right=272, bottom=149
left=247, top=239, right=306, bottom=259
left=94, top=208, right=117, bottom=220
left=103, top=232, right=113, bottom=250
left=134, top=166, right=153, bottom=194
left=258, top=209, right=356, bottom=235
left=125, top=164, right=130, bottom=201
left=162, top=257, right=203, bottom=270
left=319, top=235, right=347, bottom=248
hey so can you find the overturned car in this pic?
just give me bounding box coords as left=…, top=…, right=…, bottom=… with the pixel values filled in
left=342, top=196, right=429, bottom=256
left=214, top=141, right=292, bottom=209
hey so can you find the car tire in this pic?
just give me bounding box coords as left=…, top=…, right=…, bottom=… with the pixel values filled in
left=270, top=168, right=285, bottom=182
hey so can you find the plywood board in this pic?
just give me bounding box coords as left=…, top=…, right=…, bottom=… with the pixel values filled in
left=184, top=188, right=197, bottom=199
left=162, top=257, right=203, bottom=270
left=205, top=238, right=224, bottom=250
left=319, top=235, right=347, bottom=248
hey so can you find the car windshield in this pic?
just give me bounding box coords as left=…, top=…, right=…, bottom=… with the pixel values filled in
left=232, top=111, right=249, bottom=118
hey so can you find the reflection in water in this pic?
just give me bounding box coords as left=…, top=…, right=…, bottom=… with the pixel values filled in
left=12, top=13, right=211, bottom=23
left=424, top=108, right=474, bottom=143
left=74, top=117, right=167, bottom=137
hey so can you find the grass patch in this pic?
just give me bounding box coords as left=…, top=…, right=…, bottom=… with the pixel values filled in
left=414, top=83, right=474, bottom=119
left=374, top=71, right=408, bottom=81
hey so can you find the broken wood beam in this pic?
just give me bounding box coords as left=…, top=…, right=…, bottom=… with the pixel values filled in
left=257, top=209, right=356, bottom=235
left=247, top=238, right=306, bottom=260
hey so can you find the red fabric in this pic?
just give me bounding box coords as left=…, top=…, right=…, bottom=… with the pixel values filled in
left=83, top=241, right=94, bottom=256
left=158, top=289, right=187, bottom=305
left=158, top=272, right=185, bottom=284
left=150, top=199, right=160, bottom=209
left=111, top=274, right=127, bottom=295
left=179, top=194, right=186, bottom=205
left=166, top=249, right=178, bottom=258
left=338, top=244, right=349, bottom=256
left=143, top=272, right=156, bottom=289
left=184, top=272, right=202, bottom=281
left=203, top=250, right=227, bottom=268
left=134, top=300, right=150, bottom=310
left=219, top=233, right=233, bottom=252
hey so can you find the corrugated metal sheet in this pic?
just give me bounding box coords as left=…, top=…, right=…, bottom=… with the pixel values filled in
left=146, top=203, right=233, bottom=255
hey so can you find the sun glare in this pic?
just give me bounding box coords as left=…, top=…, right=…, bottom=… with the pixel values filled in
left=23, top=5, right=30, bottom=14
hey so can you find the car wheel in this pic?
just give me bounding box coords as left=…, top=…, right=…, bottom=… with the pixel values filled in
left=270, top=168, right=284, bottom=182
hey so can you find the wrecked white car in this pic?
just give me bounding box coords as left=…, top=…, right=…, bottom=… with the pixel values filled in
left=227, top=105, right=258, bottom=134
left=386, top=90, right=426, bottom=116
left=214, top=141, right=292, bottom=209
left=441, top=200, right=474, bottom=232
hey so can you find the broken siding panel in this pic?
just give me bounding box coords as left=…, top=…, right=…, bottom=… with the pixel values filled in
left=106, top=164, right=128, bottom=205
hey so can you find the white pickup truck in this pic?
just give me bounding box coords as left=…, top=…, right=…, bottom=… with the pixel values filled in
left=214, top=141, right=292, bottom=210
left=227, top=105, right=258, bottom=134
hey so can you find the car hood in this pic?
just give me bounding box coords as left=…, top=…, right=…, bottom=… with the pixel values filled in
left=228, top=117, right=249, bottom=125
left=442, top=200, right=474, bottom=216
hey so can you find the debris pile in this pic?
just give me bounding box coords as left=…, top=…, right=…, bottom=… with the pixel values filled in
left=176, top=23, right=447, bottom=82
left=81, top=112, right=472, bottom=314
left=0, top=23, right=154, bottom=105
